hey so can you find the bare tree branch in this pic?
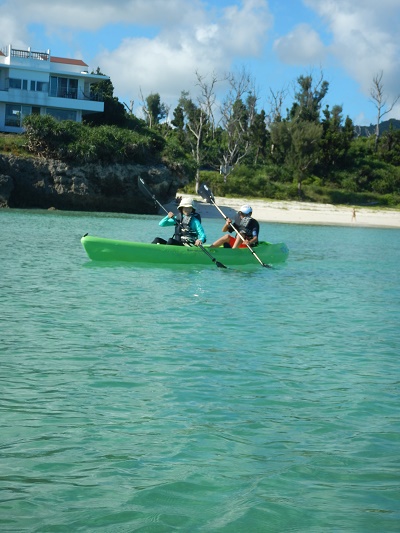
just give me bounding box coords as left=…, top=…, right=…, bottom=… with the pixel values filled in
left=219, top=67, right=259, bottom=178
left=370, top=71, right=400, bottom=151
left=195, top=70, right=220, bottom=137
left=267, top=87, right=288, bottom=124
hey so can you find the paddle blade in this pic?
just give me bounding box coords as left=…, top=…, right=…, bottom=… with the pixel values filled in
left=137, top=176, right=151, bottom=198
left=198, top=183, right=215, bottom=204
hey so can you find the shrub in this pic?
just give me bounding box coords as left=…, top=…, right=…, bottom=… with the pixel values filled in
left=161, top=135, right=197, bottom=179
left=23, top=114, right=165, bottom=164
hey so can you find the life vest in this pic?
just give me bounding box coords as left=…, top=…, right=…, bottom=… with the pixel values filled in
left=237, top=216, right=254, bottom=239
left=174, top=212, right=201, bottom=244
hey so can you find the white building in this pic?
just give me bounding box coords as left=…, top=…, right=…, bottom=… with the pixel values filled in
left=0, top=44, right=109, bottom=133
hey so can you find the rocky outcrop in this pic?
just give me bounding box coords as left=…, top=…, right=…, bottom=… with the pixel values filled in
left=0, top=155, right=184, bottom=213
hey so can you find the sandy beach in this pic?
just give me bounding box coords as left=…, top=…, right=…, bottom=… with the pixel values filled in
left=179, top=196, right=400, bottom=229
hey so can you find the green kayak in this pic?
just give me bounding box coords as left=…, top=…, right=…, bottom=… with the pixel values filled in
left=81, top=235, right=289, bottom=267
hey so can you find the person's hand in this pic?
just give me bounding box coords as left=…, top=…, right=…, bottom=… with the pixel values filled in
left=225, top=218, right=232, bottom=226
left=195, top=239, right=203, bottom=246
left=168, top=211, right=175, bottom=218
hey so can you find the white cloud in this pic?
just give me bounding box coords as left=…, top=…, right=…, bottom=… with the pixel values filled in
left=95, top=0, right=273, bottom=110
left=195, top=24, right=219, bottom=46
left=0, top=0, right=273, bottom=112
left=0, top=14, right=29, bottom=49
left=100, top=35, right=221, bottom=106
left=304, top=0, right=400, bottom=117
left=221, top=0, right=273, bottom=56
left=273, top=23, right=326, bottom=65
left=1, top=0, right=198, bottom=31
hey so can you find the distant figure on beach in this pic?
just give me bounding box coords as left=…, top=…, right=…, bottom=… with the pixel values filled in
left=352, top=208, right=357, bottom=222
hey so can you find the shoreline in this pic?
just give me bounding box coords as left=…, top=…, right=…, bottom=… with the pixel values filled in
left=182, top=196, right=400, bottom=229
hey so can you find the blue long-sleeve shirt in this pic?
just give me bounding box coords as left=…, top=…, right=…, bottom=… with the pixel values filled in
left=159, top=215, right=206, bottom=243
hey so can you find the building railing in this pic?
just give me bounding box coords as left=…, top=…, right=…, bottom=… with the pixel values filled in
left=2, top=47, right=50, bottom=61
left=0, top=83, right=103, bottom=102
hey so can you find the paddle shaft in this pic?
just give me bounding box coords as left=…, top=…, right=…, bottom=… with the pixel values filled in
left=138, top=178, right=227, bottom=268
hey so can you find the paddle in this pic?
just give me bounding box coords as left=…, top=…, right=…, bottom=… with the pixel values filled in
left=198, top=183, right=272, bottom=268
left=138, top=178, right=227, bottom=269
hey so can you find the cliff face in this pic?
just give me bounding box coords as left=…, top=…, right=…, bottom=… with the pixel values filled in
left=0, top=155, right=183, bottom=213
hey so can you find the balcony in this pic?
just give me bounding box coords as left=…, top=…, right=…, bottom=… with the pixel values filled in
left=0, top=83, right=103, bottom=102
left=10, top=48, right=50, bottom=62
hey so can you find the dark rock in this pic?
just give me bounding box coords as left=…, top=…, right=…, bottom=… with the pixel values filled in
left=0, top=173, right=13, bottom=207
left=0, top=155, right=185, bottom=213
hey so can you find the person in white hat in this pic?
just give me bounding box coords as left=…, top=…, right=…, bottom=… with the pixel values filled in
left=152, top=197, right=206, bottom=246
left=209, top=204, right=259, bottom=249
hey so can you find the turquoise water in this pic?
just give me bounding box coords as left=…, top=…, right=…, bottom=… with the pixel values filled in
left=1, top=208, right=399, bottom=532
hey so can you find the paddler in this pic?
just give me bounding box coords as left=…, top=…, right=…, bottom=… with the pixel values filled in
left=209, top=204, right=259, bottom=249
left=152, top=197, right=206, bottom=246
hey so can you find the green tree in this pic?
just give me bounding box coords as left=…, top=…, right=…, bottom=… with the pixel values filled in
left=249, top=109, right=270, bottom=165
left=142, top=92, right=168, bottom=128
left=85, top=68, right=127, bottom=127
left=171, top=104, right=185, bottom=145
left=378, top=124, right=400, bottom=165
left=270, top=119, right=322, bottom=196
left=319, top=105, right=354, bottom=178
left=171, top=105, right=185, bottom=130
left=289, top=73, right=329, bottom=122
left=289, top=120, right=322, bottom=196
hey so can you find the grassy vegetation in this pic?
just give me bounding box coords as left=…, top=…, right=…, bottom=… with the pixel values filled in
left=0, top=133, right=31, bottom=157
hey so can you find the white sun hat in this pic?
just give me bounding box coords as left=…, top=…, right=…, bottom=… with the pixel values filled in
left=178, top=197, right=195, bottom=210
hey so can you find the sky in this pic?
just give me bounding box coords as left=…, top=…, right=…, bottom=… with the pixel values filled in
left=1, top=0, right=399, bottom=126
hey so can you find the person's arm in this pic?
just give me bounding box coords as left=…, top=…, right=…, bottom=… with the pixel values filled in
left=159, top=212, right=177, bottom=227
left=246, top=235, right=258, bottom=246
left=246, top=220, right=259, bottom=245
left=222, top=218, right=231, bottom=232
left=224, top=219, right=238, bottom=233
left=192, top=218, right=206, bottom=245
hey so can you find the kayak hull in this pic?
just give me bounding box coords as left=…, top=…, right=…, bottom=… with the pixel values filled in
left=81, top=235, right=289, bottom=266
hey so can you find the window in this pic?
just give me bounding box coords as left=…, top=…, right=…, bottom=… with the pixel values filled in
left=68, top=79, right=78, bottom=99
left=36, top=81, right=48, bottom=92
left=5, top=104, right=33, bottom=127
left=46, top=108, right=77, bottom=121
left=22, top=80, right=28, bottom=90
left=50, top=76, right=78, bottom=98
left=30, top=80, right=36, bottom=91
left=50, top=76, right=57, bottom=96
left=9, top=78, right=22, bottom=89
left=21, top=106, right=31, bottom=121
left=5, top=104, right=22, bottom=127
left=58, top=77, right=68, bottom=97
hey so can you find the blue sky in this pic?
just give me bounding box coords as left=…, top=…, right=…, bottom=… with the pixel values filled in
left=1, top=0, right=399, bottom=126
